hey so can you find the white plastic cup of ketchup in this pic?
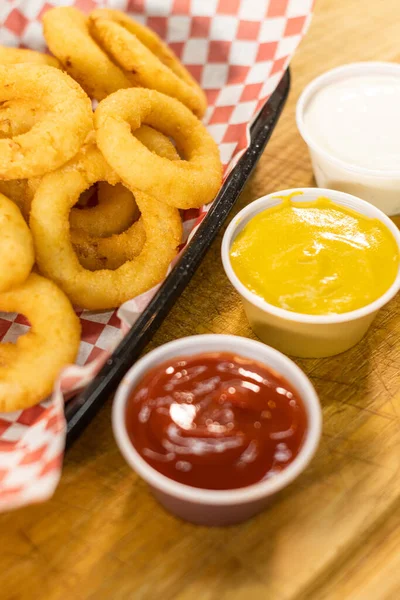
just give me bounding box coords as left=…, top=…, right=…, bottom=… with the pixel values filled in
left=221, top=188, right=400, bottom=358
left=112, top=334, right=321, bottom=526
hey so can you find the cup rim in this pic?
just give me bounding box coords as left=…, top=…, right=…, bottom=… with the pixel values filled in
left=112, top=334, right=322, bottom=506
left=221, top=187, right=400, bottom=325
left=296, top=61, right=400, bottom=179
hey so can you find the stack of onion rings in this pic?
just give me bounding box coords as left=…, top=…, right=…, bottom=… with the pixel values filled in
left=70, top=182, right=137, bottom=238
left=89, top=9, right=207, bottom=117
left=0, top=64, right=93, bottom=179
left=30, top=145, right=183, bottom=309
left=95, top=88, right=222, bottom=209
left=43, top=6, right=206, bottom=116
left=69, top=124, right=180, bottom=239
left=71, top=219, right=147, bottom=271
left=68, top=124, right=180, bottom=271
left=0, top=6, right=223, bottom=413
left=43, top=7, right=133, bottom=101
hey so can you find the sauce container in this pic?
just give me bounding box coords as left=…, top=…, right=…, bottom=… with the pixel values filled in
left=221, top=188, right=400, bottom=358
left=112, top=334, right=322, bottom=526
left=296, top=62, right=400, bottom=216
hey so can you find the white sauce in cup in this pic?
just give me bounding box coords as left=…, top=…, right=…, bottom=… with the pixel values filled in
left=297, top=63, right=400, bottom=216
left=304, top=74, right=400, bottom=171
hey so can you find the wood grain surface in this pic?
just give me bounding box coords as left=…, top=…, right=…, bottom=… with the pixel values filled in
left=2, top=1, right=400, bottom=598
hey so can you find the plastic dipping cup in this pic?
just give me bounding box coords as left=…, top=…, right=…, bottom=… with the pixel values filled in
left=112, top=334, right=322, bottom=526
left=221, top=188, right=400, bottom=358
left=296, top=62, right=400, bottom=216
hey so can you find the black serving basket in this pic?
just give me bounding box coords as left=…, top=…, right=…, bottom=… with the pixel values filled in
left=65, top=69, right=291, bottom=447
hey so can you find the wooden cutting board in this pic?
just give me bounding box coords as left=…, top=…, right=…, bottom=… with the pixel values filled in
left=2, top=0, right=400, bottom=598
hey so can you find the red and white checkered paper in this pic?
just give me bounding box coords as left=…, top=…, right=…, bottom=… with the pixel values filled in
left=0, top=0, right=313, bottom=511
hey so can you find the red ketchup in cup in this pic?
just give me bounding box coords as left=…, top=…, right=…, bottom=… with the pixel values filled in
left=125, top=352, right=308, bottom=490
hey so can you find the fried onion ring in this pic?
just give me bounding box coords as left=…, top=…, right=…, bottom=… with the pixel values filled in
left=69, top=125, right=179, bottom=237
left=0, top=64, right=93, bottom=179
left=43, top=7, right=132, bottom=101
left=17, top=177, right=41, bottom=221
left=0, top=192, right=34, bottom=293
left=134, top=125, right=181, bottom=162
left=89, top=9, right=207, bottom=117
left=30, top=145, right=182, bottom=309
left=70, top=182, right=138, bottom=238
left=0, top=273, right=81, bottom=412
left=0, top=100, right=58, bottom=217
left=72, top=219, right=146, bottom=271
left=0, top=45, right=61, bottom=69
left=0, top=101, right=53, bottom=216
left=0, top=99, right=45, bottom=139
left=95, top=88, right=222, bottom=209
left=0, top=179, right=30, bottom=215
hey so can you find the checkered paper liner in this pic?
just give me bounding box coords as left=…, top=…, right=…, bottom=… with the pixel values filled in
left=0, top=0, right=313, bottom=511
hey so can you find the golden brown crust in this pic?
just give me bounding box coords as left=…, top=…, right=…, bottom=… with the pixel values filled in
left=95, top=88, right=222, bottom=210
left=89, top=9, right=207, bottom=117
left=0, top=192, right=34, bottom=293
left=72, top=218, right=146, bottom=271
left=43, top=6, right=132, bottom=100
left=70, top=182, right=138, bottom=238
left=0, top=64, right=93, bottom=179
left=0, top=46, right=61, bottom=69
left=0, top=273, right=81, bottom=412
left=30, top=145, right=182, bottom=310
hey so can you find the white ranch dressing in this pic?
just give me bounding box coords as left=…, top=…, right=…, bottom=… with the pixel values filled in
left=304, top=74, right=400, bottom=171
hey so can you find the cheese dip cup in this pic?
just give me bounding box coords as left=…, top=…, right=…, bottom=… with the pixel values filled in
left=221, top=188, right=400, bottom=358
left=296, top=62, right=400, bottom=216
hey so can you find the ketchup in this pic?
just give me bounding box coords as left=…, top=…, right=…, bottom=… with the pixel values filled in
left=125, top=352, right=307, bottom=490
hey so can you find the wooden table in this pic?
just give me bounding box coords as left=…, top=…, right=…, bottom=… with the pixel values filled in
left=3, top=1, right=400, bottom=598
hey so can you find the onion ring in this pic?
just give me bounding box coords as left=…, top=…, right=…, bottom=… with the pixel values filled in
left=70, top=182, right=138, bottom=238
left=18, top=177, right=41, bottom=221
left=95, top=88, right=222, bottom=209
left=0, top=179, right=30, bottom=215
left=0, top=45, right=61, bottom=69
left=0, top=64, right=93, bottom=179
left=69, top=125, right=179, bottom=237
left=89, top=9, right=207, bottom=117
left=0, top=102, right=45, bottom=214
left=43, top=6, right=132, bottom=101
left=0, top=273, right=81, bottom=412
left=0, top=192, right=34, bottom=293
left=72, top=219, right=146, bottom=271
left=0, top=101, right=57, bottom=217
left=0, top=100, right=56, bottom=217
left=30, top=145, right=182, bottom=309
left=0, top=99, right=45, bottom=139
left=134, top=125, right=181, bottom=161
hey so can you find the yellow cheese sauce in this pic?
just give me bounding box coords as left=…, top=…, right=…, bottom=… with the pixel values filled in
left=230, top=197, right=399, bottom=315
